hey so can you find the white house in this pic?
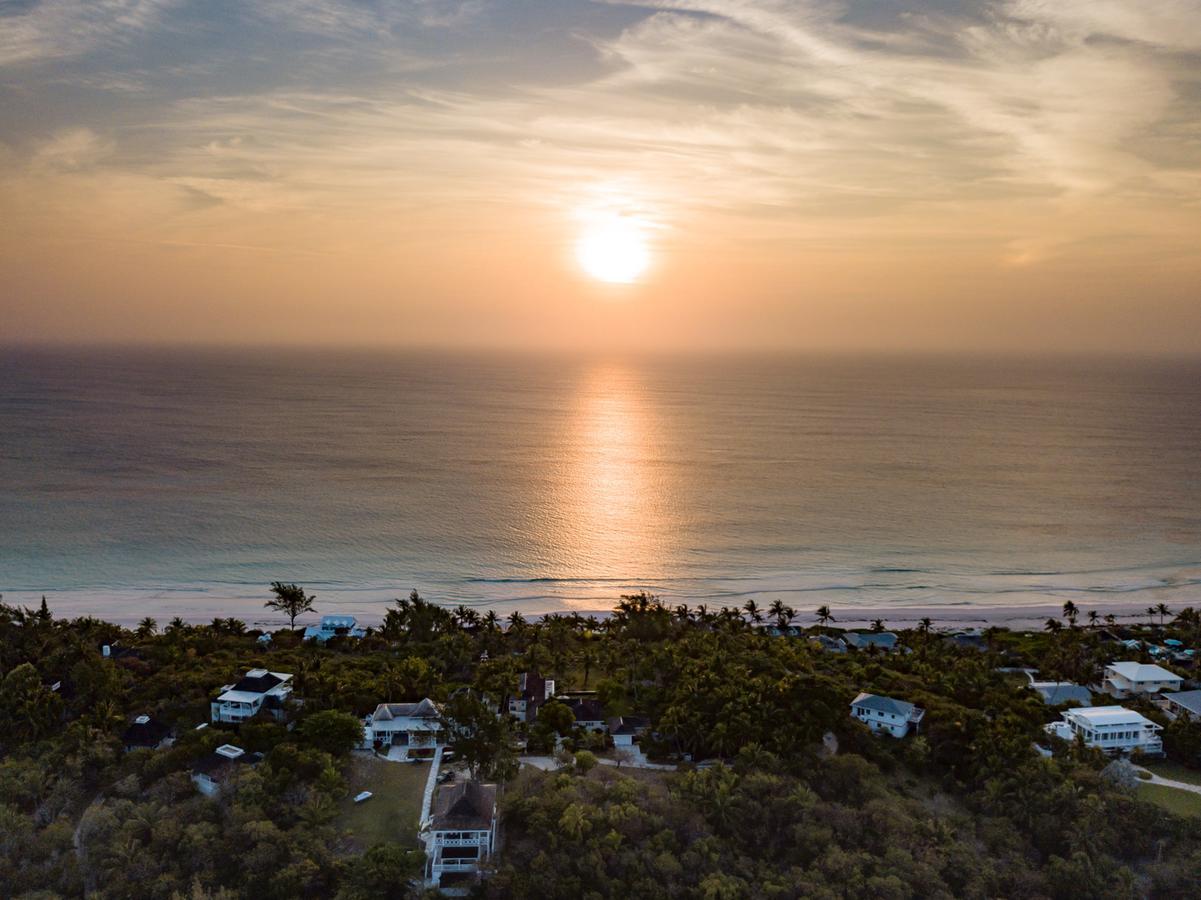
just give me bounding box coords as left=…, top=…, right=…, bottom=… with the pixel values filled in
left=607, top=715, right=650, bottom=750
left=422, top=780, right=498, bottom=892
left=508, top=672, right=554, bottom=722
left=303, top=614, right=367, bottom=643
left=1163, top=690, right=1201, bottom=721
left=850, top=692, right=924, bottom=738
left=1044, top=705, right=1164, bottom=756
left=363, top=699, right=443, bottom=758
left=191, top=744, right=262, bottom=796
left=211, top=669, right=293, bottom=724
left=1102, top=662, right=1183, bottom=698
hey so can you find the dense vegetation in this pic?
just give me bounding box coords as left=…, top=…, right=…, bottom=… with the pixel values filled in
left=1, top=592, right=1200, bottom=899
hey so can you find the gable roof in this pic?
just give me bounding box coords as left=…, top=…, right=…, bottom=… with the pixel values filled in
left=851, top=692, right=920, bottom=719
left=844, top=632, right=897, bottom=650
left=230, top=670, right=288, bottom=694
left=430, top=781, right=497, bottom=831
left=563, top=697, right=605, bottom=722
left=607, top=715, right=650, bottom=736
left=1166, top=690, right=1201, bottom=717
left=1030, top=682, right=1092, bottom=706
left=1106, top=661, right=1181, bottom=683
left=374, top=698, right=441, bottom=721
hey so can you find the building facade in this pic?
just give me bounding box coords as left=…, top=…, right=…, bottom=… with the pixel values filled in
left=850, top=692, right=924, bottom=738
left=422, top=781, right=498, bottom=892
left=1102, top=662, right=1183, bottom=698
left=1045, top=705, right=1164, bottom=756
left=210, top=669, right=293, bottom=724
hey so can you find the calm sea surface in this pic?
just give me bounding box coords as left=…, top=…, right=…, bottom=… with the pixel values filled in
left=2, top=348, right=1200, bottom=625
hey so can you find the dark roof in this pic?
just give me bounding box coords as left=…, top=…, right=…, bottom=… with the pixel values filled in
left=1031, top=683, right=1092, bottom=706
left=430, top=781, right=497, bottom=831
left=564, top=697, right=605, bottom=722
left=231, top=672, right=284, bottom=693
left=1167, top=690, right=1201, bottom=717
left=122, top=717, right=171, bottom=748
left=191, top=749, right=262, bottom=779
left=518, top=672, right=548, bottom=702
left=607, top=715, right=650, bottom=736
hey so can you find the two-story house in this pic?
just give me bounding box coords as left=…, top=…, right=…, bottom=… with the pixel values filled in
left=1102, top=662, right=1183, bottom=698
left=1044, top=705, right=1164, bottom=756
left=210, top=669, right=293, bottom=724
left=850, top=692, right=925, bottom=738
left=363, top=699, right=443, bottom=758
left=302, top=614, right=367, bottom=643
left=507, top=672, right=555, bottom=723
left=422, top=780, right=498, bottom=892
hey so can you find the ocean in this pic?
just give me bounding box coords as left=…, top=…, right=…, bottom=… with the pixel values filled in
left=2, top=347, right=1200, bottom=627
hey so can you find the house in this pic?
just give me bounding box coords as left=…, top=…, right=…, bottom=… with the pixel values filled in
left=1029, top=681, right=1092, bottom=707
left=844, top=632, right=898, bottom=652
left=191, top=744, right=263, bottom=796
left=363, top=699, right=443, bottom=758
left=946, top=632, right=988, bottom=652
left=607, top=715, right=650, bottom=749
left=422, top=780, right=498, bottom=892
left=849, top=692, right=924, bottom=738
left=1102, top=661, right=1183, bottom=698
left=813, top=634, right=847, bottom=653
left=210, top=669, right=293, bottom=724
left=507, top=672, right=554, bottom=723
left=121, top=714, right=173, bottom=752
left=1044, top=706, right=1164, bottom=756
left=561, top=696, right=607, bottom=732
left=302, top=614, right=367, bottom=643
left=1163, top=690, right=1201, bottom=721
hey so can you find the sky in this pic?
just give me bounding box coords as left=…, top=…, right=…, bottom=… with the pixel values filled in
left=1, top=0, right=1200, bottom=353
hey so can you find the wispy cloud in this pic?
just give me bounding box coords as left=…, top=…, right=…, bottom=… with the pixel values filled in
left=0, top=0, right=175, bottom=66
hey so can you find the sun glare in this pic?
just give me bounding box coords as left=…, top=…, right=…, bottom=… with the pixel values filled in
left=576, top=216, right=651, bottom=284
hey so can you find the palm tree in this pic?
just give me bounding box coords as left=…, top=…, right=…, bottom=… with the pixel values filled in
left=815, top=605, right=834, bottom=628
left=135, top=617, right=157, bottom=638
left=1087, top=610, right=1099, bottom=629
left=1045, top=618, right=1063, bottom=633
left=265, top=581, right=317, bottom=630
left=743, top=599, right=763, bottom=625
left=1156, top=603, right=1171, bottom=627
left=870, top=618, right=885, bottom=633
left=1062, top=601, right=1078, bottom=627
left=1104, top=613, right=1117, bottom=628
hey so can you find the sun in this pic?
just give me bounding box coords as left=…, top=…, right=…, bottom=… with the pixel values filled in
left=576, top=216, right=650, bottom=284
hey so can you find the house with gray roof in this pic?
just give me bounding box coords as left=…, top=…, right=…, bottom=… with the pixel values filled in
left=844, top=632, right=898, bottom=652
left=363, top=699, right=443, bottom=758
left=850, top=692, right=925, bottom=738
left=1163, top=690, right=1201, bottom=721
left=1029, top=681, right=1092, bottom=707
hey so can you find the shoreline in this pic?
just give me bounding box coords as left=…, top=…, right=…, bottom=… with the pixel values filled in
left=2, top=588, right=1187, bottom=632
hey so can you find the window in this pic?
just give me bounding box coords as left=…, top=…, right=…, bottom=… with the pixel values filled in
left=442, top=846, right=479, bottom=860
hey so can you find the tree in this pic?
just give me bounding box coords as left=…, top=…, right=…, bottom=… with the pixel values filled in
left=815, top=605, right=834, bottom=628
left=1087, top=610, right=1099, bottom=629
left=297, top=710, right=363, bottom=756
left=0, top=663, right=63, bottom=743
left=1062, top=601, right=1078, bottom=627
left=1146, top=606, right=1158, bottom=627
left=1156, top=603, right=1171, bottom=627
left=538, top=700, right=576, bottom=736
left=335, top=843, right=424, bottom=900
left=440, top=693, right=517, bottom=781
left=870, top=618, right=885, bottom=633
left=743, top=600, right=763, bottom=625
left=265, top=582, right=316, bottom=630
left=573, top=750, right=598, bottom=774
left=136, top=617, right=157, bottom=638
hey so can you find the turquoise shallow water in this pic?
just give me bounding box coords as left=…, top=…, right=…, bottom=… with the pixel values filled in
left=2, top=347, right=1200, bottom=624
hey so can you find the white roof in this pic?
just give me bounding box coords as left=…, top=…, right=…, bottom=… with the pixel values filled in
left=215, top=744, right=245, bottom=759
left=1106, top=661, right=1181, bottom=682
left=1064, top=705, right=1154, bottom=727
left=216, top=690, right=265, bottom=704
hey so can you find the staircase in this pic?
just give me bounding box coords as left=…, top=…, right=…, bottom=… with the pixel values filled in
left=420, top=746, right=444, bottom=828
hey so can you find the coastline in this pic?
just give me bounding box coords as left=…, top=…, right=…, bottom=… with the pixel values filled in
left=2, top=587, right=1190, bottom=632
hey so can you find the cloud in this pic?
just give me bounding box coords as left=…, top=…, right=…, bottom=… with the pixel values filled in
left=0, top=0, right=174, bottom=66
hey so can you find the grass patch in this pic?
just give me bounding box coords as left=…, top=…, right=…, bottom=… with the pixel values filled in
left=337, top=754, right=430, bottom=850
left=1142, top=760, right=1201, bottom=787
left=1138, top=783, right=1201, bottom=819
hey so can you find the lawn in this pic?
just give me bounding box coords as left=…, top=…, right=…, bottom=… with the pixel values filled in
left=337, top=755, right=430, bottom=850
left=1138, top=783, right=1201, bottom=819
left=1142, top=760, right=1201, bottom=787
